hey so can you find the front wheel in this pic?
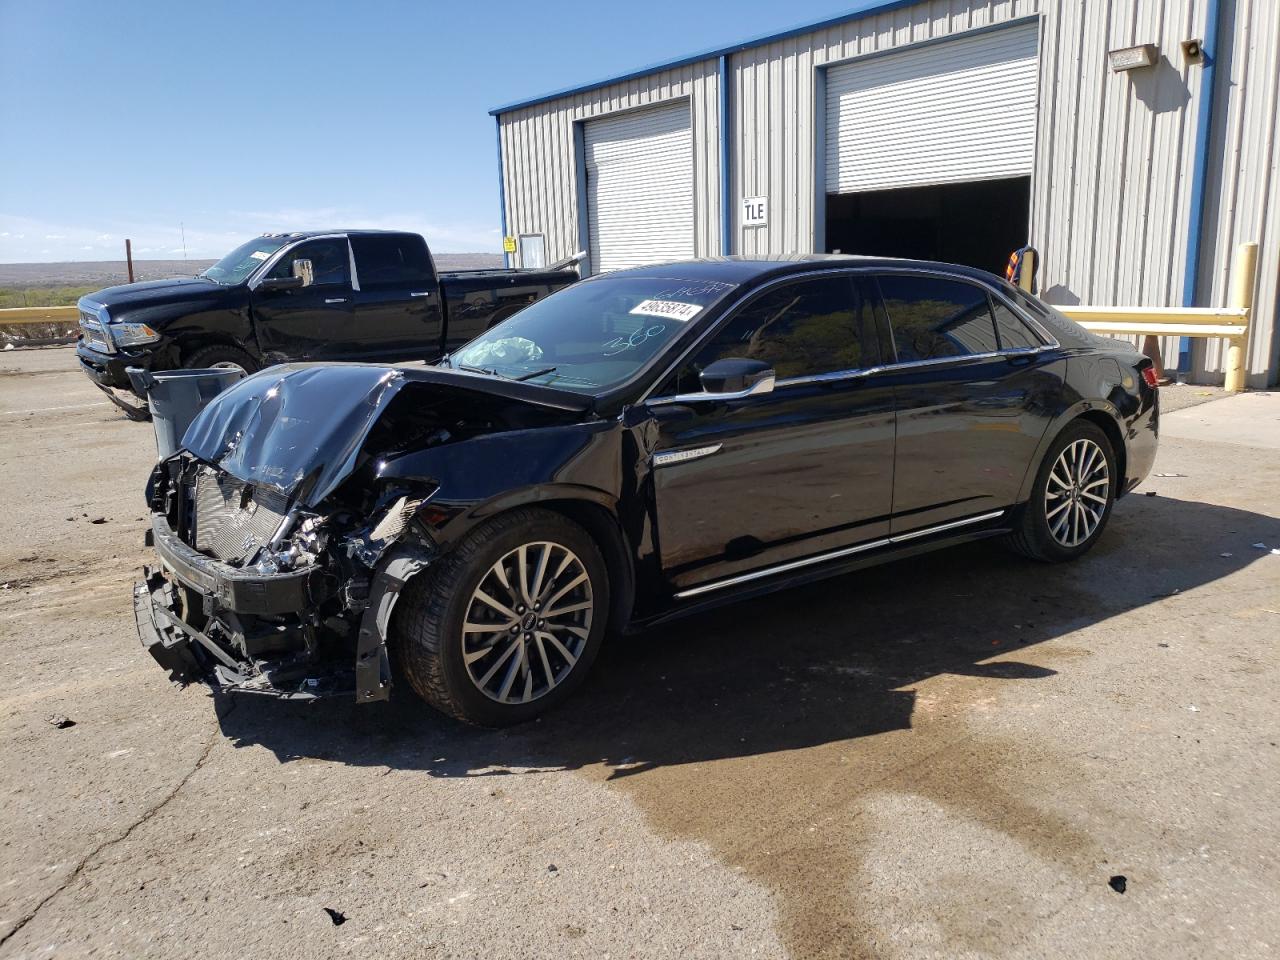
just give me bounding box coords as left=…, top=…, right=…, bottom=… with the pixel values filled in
left=392, top=508, right=610, bottom=726
left=182, top=343, right=258, bottom=377
left=1007, top=420, right=1116, bottom=562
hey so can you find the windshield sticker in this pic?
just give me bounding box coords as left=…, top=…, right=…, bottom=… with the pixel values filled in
left=629, top=299, right=703, bottom=322
left=249, top=250, right=271, bottom=260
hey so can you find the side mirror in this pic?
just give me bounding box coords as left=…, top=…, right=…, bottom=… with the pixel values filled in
left=292, top=258, right=314, bottom=287
left=257, top=275, right=304, bottom=292
left=700, top=358, right=776, bottom=395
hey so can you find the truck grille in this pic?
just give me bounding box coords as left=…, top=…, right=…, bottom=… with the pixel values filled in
left=79, top=312, right=114, bottom=353
left=190, top=469, right=289, bottom=565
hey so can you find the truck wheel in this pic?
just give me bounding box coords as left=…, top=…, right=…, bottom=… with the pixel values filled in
left=392, top=507, right=610, bottom=726
left=183, top=344, right=258, bottom=376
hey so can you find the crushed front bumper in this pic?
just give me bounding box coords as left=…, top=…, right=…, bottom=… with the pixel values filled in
left=137, top=514, right=428, bottom=703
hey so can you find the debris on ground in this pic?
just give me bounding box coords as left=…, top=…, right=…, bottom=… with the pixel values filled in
left=1108, top=875, right=1127, bottom=894
left=90, top=517, right=107, bottom=524
left=548, top=864, right=559, bottom=874
left=1154, top=473, right=1187, bottom=477
left=47, top=715, right=76, bottom=729
left=323, top=907, right=347, bottom=926
left=1188, top=705, right=1201, bottom=712
left=1144, top=491, right=1157, bottom=497
left=1220, top=552, right=1234, bottom=558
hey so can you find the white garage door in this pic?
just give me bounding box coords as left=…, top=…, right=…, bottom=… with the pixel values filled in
left=825, top=23, right=1039, bottom=194
left=585, top=102, right=694, bottom=274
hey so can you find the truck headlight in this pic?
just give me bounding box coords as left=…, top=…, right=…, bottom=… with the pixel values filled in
left=110, top=322, right=161, bottom=347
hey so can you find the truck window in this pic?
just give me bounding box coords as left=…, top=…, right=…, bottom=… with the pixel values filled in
left=267, top=239, right=350, bottom=287
left=351, top=235, right=433, bottom=291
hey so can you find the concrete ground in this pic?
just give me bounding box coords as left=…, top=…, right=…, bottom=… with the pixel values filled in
left=1, top=346, right=1277, bottom=960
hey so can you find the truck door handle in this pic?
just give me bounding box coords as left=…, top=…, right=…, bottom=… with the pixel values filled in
left=410, top=291, right=432, bottom=298
left=325, top=298, right=347, bottom=304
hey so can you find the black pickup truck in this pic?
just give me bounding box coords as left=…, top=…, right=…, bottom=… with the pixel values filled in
left=76, top=230, right=578, bottom=416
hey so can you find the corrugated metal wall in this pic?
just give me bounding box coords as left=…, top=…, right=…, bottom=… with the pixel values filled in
left=1193, top=0, right=1280, bottom=387
left=729, top=0, right=1041, bottom=256
left=497, top=60, right=721, bottom=273
left=495, top=0, right=1276, bottom=382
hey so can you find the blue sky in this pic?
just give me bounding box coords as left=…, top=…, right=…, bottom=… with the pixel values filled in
left=0, top=0, right=852, bottom=263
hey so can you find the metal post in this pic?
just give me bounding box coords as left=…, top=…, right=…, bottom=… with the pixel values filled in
left=125, top=238, right=135, bottom=283
left=1224, top=241, right=1257, bottom=393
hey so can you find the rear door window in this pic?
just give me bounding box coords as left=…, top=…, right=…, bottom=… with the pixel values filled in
left=876, top=275, right=999, bottom=362
left=990, top=297, right=1044, bottom=350
left=350, top=234, right=433, bottom=291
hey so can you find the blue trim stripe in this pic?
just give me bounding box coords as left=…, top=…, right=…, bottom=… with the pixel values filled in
left=489, top=0, right=921, bottom=116
left=719, top=54, right=732, bottom=256
left=1180, top=0, right=1223, bottom=370
left=495, top=116, right=510, bottom=268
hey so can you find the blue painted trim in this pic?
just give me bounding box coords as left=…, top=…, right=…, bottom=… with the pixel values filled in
left=489, top=0, right=922, bottom=116
left=719, top=54, right=732, bottom=256
left=495, top=116, right=510, bottom=269
left=573, top=121, right=591, bottom=276
left=814, top=65, right=828, bottom=252
left=1180, top=0, right=1224, bottom=371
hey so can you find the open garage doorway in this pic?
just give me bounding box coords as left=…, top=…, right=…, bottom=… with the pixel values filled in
left=824, top=176, right=1031, bottom=275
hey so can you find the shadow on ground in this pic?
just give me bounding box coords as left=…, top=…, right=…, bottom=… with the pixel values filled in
left=216, top=494, right=1277, bottom=957
left=219, top=495, right=1274, bottom=775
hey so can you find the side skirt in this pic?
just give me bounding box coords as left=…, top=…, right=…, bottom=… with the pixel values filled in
left=632, top=524, right=1013, bottom=630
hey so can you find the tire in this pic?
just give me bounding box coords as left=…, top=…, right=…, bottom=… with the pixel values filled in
left=1006, top=420, right=1117, bottom=563
left=182, top=344, right=258, bottom=376
left=392, top=507, right=610, bottom=726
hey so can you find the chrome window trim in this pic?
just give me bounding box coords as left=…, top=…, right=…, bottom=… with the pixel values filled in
left=247, top=233, right=350, bottom=290
left=672, top=509, right=1006, bottom=599
left=647, top=373, right=775, bottom=407
left=640, top=265, right=1061, bottom=404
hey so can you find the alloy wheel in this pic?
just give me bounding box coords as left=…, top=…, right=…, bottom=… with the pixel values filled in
left=1044, top=438, right=1110, bottom=547
left=460, top=541, right=593, bottom=704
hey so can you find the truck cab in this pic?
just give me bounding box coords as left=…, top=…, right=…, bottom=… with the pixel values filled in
left=76, top=230, right=577, bottom=417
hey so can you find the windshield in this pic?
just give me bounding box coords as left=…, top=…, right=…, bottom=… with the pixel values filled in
left=450, top=275, right=739, bottom=392
left=200, top=236, right=292, bottom=285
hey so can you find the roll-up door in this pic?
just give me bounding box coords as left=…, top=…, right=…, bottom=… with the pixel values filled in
left=825, top=23, right=1039, bottom=194
left=584, top=101, right=694, bottom=274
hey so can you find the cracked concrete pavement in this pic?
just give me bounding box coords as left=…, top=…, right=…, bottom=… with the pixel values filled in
left=1, top=347, right=1277, bottom=959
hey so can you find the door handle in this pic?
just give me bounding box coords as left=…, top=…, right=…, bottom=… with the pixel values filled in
left=410, top=291, right=432, bottom=298
left=325, top=298, right=347, bottom=304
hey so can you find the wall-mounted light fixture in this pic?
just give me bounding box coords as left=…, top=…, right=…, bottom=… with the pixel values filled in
left=1181, top=38, right=1205, bottom=64
left=1108, top=43, right=1159, bottom=71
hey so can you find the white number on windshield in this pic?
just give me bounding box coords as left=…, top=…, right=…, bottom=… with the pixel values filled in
left=603, top=324, right=666, bottom=357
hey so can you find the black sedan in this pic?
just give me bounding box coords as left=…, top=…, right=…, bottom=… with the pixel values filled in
left=136, top=256, right=1158, bottom=725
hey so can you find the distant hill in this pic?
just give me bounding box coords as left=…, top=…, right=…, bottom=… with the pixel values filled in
left=0, top=253, right=505, bottom=290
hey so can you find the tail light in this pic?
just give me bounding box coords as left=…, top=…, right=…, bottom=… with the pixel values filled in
left=1140, top=366, right=1159, bottom=388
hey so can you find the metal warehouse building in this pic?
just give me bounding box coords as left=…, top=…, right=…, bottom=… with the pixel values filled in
left=492, top=0, right=1279, bottom=386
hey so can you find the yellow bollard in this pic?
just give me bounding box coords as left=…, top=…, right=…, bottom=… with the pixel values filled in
left=1224, top=241, right=1257, bottom=393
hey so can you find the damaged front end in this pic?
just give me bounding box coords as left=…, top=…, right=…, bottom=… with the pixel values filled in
left=137, top=452, right=435, bottom=702
left=134, top=362, right=592, bottom=704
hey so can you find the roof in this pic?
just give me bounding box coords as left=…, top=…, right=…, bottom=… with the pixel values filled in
left=589, top=254, right=1005, bottom=286
left=489, top=0, right=919, bottom=116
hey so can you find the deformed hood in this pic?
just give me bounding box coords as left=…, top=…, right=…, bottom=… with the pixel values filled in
left=180, top=363, right=592, bottom=506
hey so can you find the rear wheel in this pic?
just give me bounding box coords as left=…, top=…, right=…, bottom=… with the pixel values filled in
left=182, top=343, right=258, bottom=376
left=392, top=508, right=609, bottom=726
left=1007, top=420, right=1116, bottom=562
